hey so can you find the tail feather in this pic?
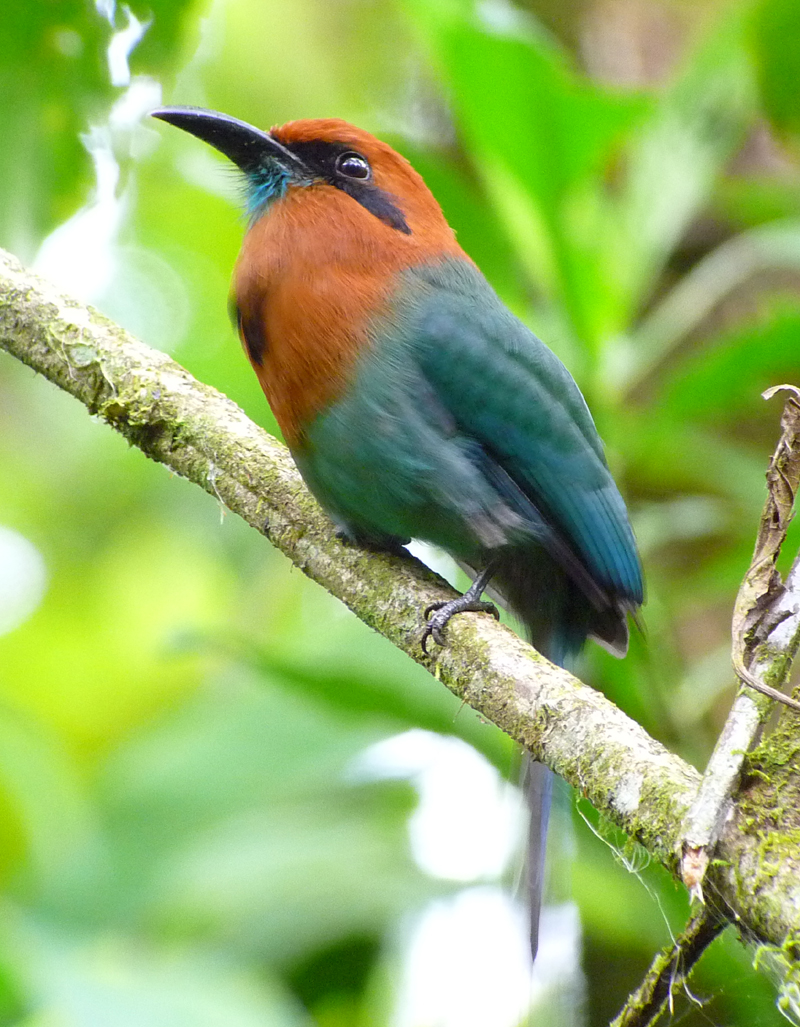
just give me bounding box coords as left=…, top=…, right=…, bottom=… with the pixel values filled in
left=522, top=757, right=553, bottom=961
left=458, top=547, right=631, bottom=959
left=490, top=548, right=627, bottom=961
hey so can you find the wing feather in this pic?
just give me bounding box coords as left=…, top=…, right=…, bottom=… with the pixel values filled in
left=401, top=260, right=643, bottom=606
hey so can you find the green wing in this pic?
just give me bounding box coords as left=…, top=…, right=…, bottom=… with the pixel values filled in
left=404, top=259, right=643, bottom=606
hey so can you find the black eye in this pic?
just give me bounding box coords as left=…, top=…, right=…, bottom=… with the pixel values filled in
left=335, top=152, right=371, bottom=180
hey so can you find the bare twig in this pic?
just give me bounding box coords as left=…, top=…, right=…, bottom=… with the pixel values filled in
left=731, top=385, right=800, bottom=710
left=609, top=911, right=727, bottom=1027
left=680, top=386, right=800, bottom=897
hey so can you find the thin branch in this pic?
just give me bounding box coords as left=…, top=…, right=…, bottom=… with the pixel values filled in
left=679, top=688, right=768, bottom=901
left=609, top=911, right=727, bottom=1027
left=0, top=246, right=799, bottom=953
left=680, top=387, right=800, bottom=897
left=731, top=385, right=800, bottom=688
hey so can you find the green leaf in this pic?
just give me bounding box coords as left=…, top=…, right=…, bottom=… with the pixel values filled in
left=0, top=911, right=314, bottom=1027
left=0, top=705, right=99, bottom=897
left=99, top=677, right=436, bottom=960
left=654, top=305, right=800, bottom=425
left=0, top=0, right=195, bottom=258
left=239, top=642, right=513, bottom=773
left=617, top=7, right=756, bottom=314
left=406, top=0, right=649, bottom=350
left=749, top=0, right=800, bottom=136
left=625, top=218, right=800, bottom=392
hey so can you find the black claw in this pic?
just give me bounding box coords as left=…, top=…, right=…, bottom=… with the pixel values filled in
left=419, top=562, right=500, bottom=654
left=420, top=594, right=499, bottom=654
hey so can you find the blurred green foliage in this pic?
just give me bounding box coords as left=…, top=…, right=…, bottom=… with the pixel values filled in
left=1, top=0, right=800, bottom=1024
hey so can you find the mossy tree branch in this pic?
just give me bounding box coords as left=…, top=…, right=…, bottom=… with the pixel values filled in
left=1, top=246, right=798, bottom=960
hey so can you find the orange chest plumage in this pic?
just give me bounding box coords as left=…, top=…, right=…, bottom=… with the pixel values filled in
left=233, top=182, right=466, bottom=445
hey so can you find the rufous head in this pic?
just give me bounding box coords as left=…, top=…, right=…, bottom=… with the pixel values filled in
left=151, top=107, right=452, bottom=240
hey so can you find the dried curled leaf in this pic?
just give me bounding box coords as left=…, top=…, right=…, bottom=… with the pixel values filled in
left=731, top=385, right=800, bottom=709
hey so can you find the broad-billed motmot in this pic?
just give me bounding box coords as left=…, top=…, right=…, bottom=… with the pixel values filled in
left=152, top=106, right=644, bottom=958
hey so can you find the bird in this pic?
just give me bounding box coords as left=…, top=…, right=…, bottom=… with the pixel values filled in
left=151, top=105, right=644, bottom=958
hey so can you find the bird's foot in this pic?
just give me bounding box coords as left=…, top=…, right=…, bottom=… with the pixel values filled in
left=421, top=568, right=499, bottom=654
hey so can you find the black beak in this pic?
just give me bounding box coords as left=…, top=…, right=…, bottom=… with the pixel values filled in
left=151, top=105, right=306, bottom=177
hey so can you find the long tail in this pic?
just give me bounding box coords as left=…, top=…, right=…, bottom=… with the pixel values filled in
left=522, top=757, right=553, bottom=959
left=491, top=552, right=596, bottom=961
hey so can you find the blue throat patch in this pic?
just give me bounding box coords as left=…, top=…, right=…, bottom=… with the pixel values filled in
left=244, top=164, right=295, bottom=222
